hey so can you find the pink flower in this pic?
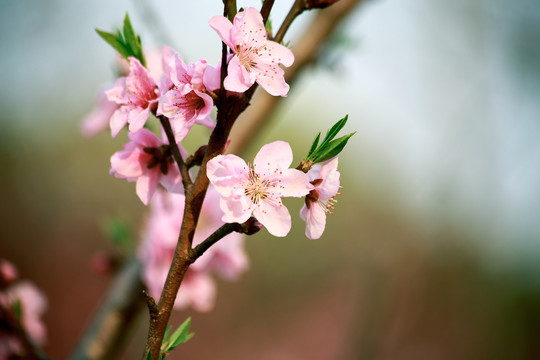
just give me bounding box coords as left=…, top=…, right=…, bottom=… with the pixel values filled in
left=81, top=84, right=119, bottom=138
left=157, top=46, right=219, bottom=141
left=110, top=128, right=184, bottom=205
left=207, top=141, right=313, bottom=237
left=209, top=7, right=294, bottom=96
left=299, top=157, right=341, bottom=239
left=138, top=188, right=248, bottom=312
left=0, top=261, right=47, bottom=357
left=106, top=57, right=160, bottom=137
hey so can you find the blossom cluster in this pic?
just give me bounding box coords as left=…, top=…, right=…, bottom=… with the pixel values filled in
left=0, top=259, right=48, bottom=358
left=84, top=7, right=346, bottom=312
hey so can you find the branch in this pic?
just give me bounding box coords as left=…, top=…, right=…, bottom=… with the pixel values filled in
left=260, top=0, right=275, bottom=25
left=228, top=0, right=364, bottom=155
left=75, top=1, right=365, bottom=358
left=190, top=218, right=261, bottom=261
left=273, top=0, right=306, bottom=44
left=70, top=257, right=145, bottom=360
left=0, top=303, right=50, bottom=360
left=158, top=115, right=192, bottom=190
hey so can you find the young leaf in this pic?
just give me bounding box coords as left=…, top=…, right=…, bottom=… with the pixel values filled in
left=307, top=131, right=321, bottom=158
left=168, top=317, right=193, bottom=349
left=318, top=115, right=348, bottom=149
left=95, top=29, right=130, bottom=59
left=11, top=299, right=23, bottom=322
left=122, top=13, right=145, bottom=66
left=162, top=326, right=172, bottom=346
left=311, top=132, right=355, bottom=163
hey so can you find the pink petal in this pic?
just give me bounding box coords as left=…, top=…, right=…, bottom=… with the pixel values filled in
left=159, top=166, right=184, bottom=194
left=253, top=199, right=291, bottom=237
left=208, top=15, right=236, bottom=50
left=129, top=128, right=162, bottom=148
left=253, top=141, right=293, bottom=173
left=236, top=7, right=266, bottom=42
left=189, top=60, right=206, bottom=91
left=300, top=203, right=327, bottom=240
left=265, top=41, right=295, bottom=67
left=81, top=86, right=119, bottom=138
left=254, top=64, right=290, bottom=96
left=220, top=195, right=252, bottom=224
left=207, top=154, right=248, bottom=197
left=203, top=63, right=221, bottom=91
left=105, top=78, right=126, bottom=103
left=110, top=148, right=145, bottom=179
left=127, top=107, right=151, bottom=133
left=136, top=170, right=160, bottom=205
left=318, top=169, right=340, bottom=201
left=109, top=108, right=128, bottom=137
left=279, top=169, right=313, bottom=197
left=314, top=157, right=341, bottom=201
left=224, top=56, right=253, bottom=93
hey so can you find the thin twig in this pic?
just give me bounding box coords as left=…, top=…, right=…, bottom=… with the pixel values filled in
left=158, top=115, right=192, bottom=190
left=70, top=257, right=145, bottom=360
left=190, top=223, right=242, bottom=261
left=228, top=0, right=364, bottom=155
left=274, top=0, right=307, bottom=43
left=260, top=0, right=275, bottom=25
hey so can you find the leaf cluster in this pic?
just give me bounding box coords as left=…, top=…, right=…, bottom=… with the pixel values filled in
left=306, top=115, right=355, bottom=163
left=96, top=13, right=146, bottom=67
left=145, top=317, right=194, bottom=359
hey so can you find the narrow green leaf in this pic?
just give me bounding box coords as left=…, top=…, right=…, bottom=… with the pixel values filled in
left=306, top=131, right=321, bottom=159
left=168, top=317, right=193, bottom=350
left=95, top=29, right=130, bottom=59
left=162, top=326, right=172, bottom=346
left=145, top=350, right=152, bottom=360
left=122, top=13, right=146, bottom=66
left=11, top=300, right=23, bottom=322
left=123, top=13, right=137, bottom=51
left=311, top=132, right=355, bottom=163
left=319, top=115, right=348, bottom=149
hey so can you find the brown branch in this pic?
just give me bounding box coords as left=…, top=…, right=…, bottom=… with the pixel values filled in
left=70, top=257, right=145, bottom=360
left=158, top=115, right=192, bottom=190
left=273, top=0, right=307, bottom=43
left=228, top=0, right=364, bottom=155
left=260, top=0, right=275, bottom=25
left=75, top=2, right=365, bottom=358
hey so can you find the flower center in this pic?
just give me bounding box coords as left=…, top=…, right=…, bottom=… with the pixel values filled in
left=143, top=145, right=174, bottom=175
left=236, top=43, right=266, bottom=71
left=244, top=164, right=273, bottom=204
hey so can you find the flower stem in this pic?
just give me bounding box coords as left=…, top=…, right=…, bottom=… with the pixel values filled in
left=274, top=0, right=306, bottom=43
left=158, top=115, right=192, bottom=190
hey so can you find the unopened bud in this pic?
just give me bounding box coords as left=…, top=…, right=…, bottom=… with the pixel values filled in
left=239, top=217, right=262, bottom=235
left=186, top=145, right=208, bottom=168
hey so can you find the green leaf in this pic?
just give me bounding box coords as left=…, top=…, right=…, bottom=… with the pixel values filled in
left=307, top=132, right=321, bottom=158
left=101, top=217, right=133, bottom=250
left=311, top=132, right=355, bottom=163
left=11, top=300, right=23, bottom=322
left=123, top=13, right=145, bottom=66
left=146, top=350, right=152, bottom=360
left=319, top=115, right=348, bottom=149
left=162, top=326, right=172, bottom=346
left=166, top=317, right=194, bottom=351
left=95, top=29, right=130, bottom=59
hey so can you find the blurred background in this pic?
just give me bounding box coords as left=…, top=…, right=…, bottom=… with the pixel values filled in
left=1, top=0, right=540, bottom=358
